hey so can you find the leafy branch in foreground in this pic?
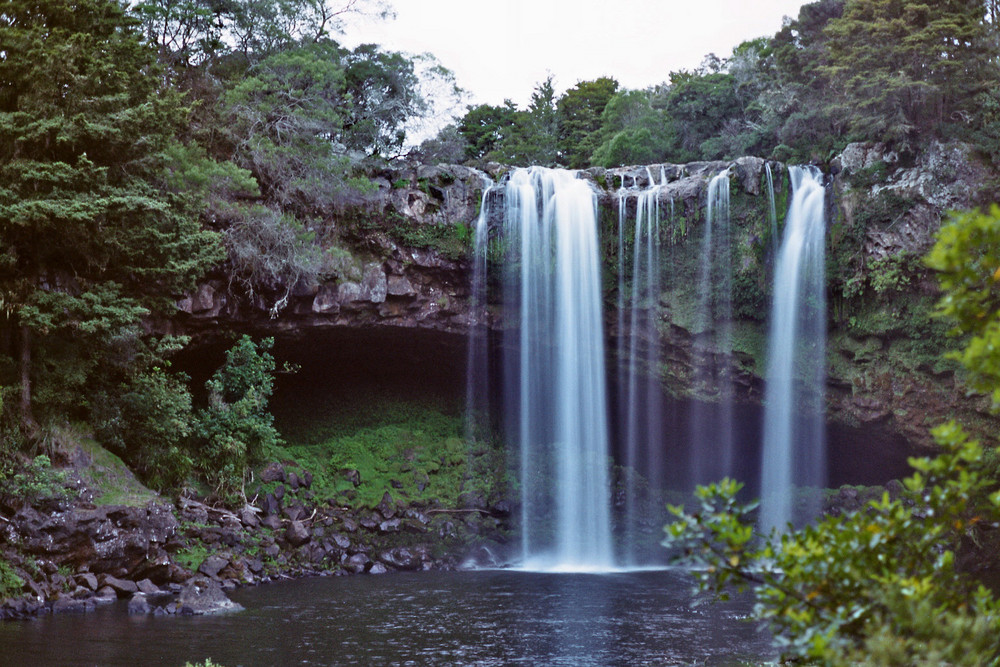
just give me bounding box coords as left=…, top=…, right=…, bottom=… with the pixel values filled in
left=664, top=422, right=1000, bottom=665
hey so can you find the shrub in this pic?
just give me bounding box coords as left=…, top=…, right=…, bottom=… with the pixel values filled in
left=664, top=423, right=1000, bottom=663
left=193, top=336, right=281, bottom=503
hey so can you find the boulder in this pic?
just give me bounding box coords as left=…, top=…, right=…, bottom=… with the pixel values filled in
left=100, top=574, right=138, bottom=596
left=127, top=593, right=151, bottom=615
left=259, top=462, right=285, bottom=483
left=343, top=553, right=370, bottom=574
left=177, top=578, right=243, bottom=615
left=239, top=505, right=261, bottom=529
left=285, top=520, right=310, bottom=548
left=379, top=546, right=424, bottom=571
left=198, top=554, right=230, bottom=579
left=376, top=492, right=396, bottom=519
left=75, top=572, right=99, bottom=591
left=51, top=596, right=90, bottom=614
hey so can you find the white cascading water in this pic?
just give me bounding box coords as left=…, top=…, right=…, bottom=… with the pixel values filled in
left=501, top=167, right=614, bottom=571
left=765, top=163, right=779, bottom=261
left=621, top=175, right=664, bottom=564
left=760, top=166, right=827, bottom=534
left=689, top=170, right=734, bottom=486
left=465, top=181, right=495, bottom=442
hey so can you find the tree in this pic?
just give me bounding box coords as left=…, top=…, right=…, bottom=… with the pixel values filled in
left=0, top=0, right=222, bottom=437
left=193, top=335, right=281, bottom=502
left=589, top=90, right=671, bottom=167
left=820, top=0, right=995, bottom=147
left=556, top=77, right=619, bottom=168
left=502, top=76, right=561, bottom=167
left=458, top=101, right=520, bottom=162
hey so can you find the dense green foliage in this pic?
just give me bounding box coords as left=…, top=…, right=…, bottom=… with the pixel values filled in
left=0, top=0, right=453, bottom=496
left=927, top=205, right=1000, bottom=406
left=447, top=0, right=1000, bottom=167
left=194, top=336, right=281, bottom=501
left=0, top=0, right=223, bottom=438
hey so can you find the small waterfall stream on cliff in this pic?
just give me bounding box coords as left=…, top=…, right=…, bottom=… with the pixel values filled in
left=760, top=165, right=827, bottom=533
left=689, top=170, right=735, bottom=485
left=618, top=173, right=668, bottom=564
left=464, top=181, right=495, bottom=441
left=499, top=167, right=614, bottom=570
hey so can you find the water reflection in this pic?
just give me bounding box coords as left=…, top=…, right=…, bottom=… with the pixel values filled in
left=0, top=570, right=772, bottom=666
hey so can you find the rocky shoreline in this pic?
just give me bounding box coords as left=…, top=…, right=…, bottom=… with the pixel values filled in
left=0, top=460, right=511, bottom=621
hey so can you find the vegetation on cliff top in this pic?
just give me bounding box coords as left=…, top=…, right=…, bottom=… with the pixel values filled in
left=444, top=0, right=1000, bottom=171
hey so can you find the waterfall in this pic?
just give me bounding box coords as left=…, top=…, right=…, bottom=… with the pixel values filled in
left=465, top=182, right=494, bottom=442
left=621, top=179, right=664, bottom=564
left=765, top=163, right=779, bottom=260
left=689, top=170, right=734, bottom=486
left=500, top=167, right=614, bottom=571
left=760, top=166, right=827, bottom=534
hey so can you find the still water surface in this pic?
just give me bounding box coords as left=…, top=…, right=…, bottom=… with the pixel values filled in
left=0, top=569, right=772, bottom=666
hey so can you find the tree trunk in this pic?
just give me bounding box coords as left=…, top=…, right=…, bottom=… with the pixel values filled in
left=19, top=325, right=38, bottom=438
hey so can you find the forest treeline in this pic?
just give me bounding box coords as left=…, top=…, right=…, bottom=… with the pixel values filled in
left=432, top=0, right=1000, bottom=171
left=2, top=0, right=1000, bottom=499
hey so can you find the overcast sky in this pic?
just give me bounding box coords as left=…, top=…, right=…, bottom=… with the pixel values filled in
left=342, top=0, right=809, bottom=109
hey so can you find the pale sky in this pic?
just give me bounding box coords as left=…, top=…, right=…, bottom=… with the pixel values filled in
left=342, top=0, right=809, bottom=110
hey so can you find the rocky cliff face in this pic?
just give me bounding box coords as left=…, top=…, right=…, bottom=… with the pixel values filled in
left=173, top=143, right=998, bottom=452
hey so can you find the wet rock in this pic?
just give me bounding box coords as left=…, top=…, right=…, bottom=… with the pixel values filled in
left=94, top=587, right=117, bottom=604
left=458, top=491, right=487, bottom=511
left=369, top=562, right=388, bottom=575
left=260, top=513, right=283, bottom=531
left=75, top=572, right=99, bottom=591
left=52, top=595, right=90, bottom=614
left=301, top=471, right=313, bottom=489
left=178, top=578, right=243, bottom=615
left=332, top=534, right=351, bottom=550
left=379, top=546, right=424, bottom=571
left=100, top=574, right=138, bottom=597
left=287, top=471, right=301, bottom=490
left=343, top=553, right=370, bottom=574
left=127, top=593, right=151, bottom=615
left=273, top=485, right=285, bottom=501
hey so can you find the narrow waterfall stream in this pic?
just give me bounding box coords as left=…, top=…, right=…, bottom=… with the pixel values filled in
left=619, top=174, right=667, bottom=564
left=689, top=169, right=735, bottom=486
left=760, top=166, right=828, bottom=533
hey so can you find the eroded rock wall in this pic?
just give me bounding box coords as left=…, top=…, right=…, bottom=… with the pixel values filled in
left=172, top=144, right=998, bottom=451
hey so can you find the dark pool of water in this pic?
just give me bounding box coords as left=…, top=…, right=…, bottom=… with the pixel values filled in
left=0, top=569, right=773, bottom=666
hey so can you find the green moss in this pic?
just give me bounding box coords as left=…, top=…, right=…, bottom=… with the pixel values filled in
left=174, top=543, right=211, bottom=573
left=271, top=396, right=509, bottom=511
left=75, top=437, right=158, bottom=506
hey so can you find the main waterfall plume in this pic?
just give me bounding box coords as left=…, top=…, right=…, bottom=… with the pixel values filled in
left=498, top=167, right=614, bottom=571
